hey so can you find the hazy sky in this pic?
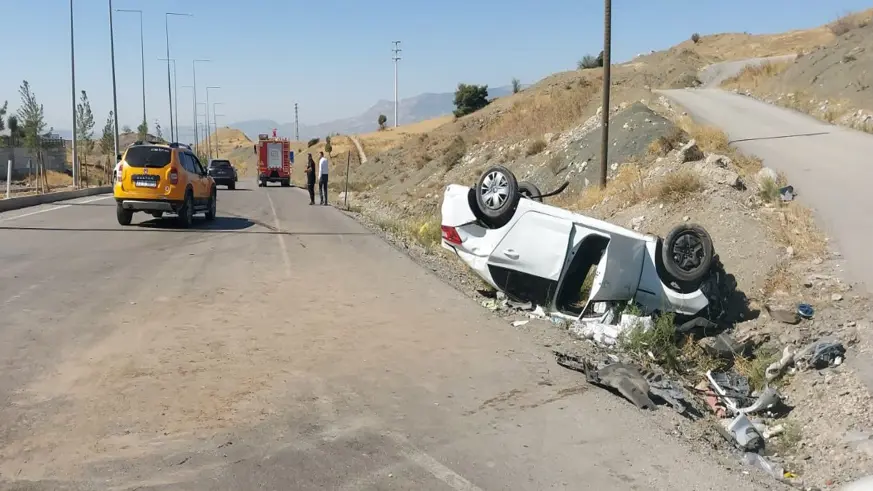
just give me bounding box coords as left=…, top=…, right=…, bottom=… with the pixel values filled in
left=1, top=0, right=869, bottom=134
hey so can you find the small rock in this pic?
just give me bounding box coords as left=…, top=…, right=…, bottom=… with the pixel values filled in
left=847, top=321, right=857, bottom=327
left=678, top=139, right=704, bottom=163
left=683, top=216, right=690, bottom=221
left=812, top=257, right=824, bottom=265
left=832, top=293, right=844, bottom=302
left=705, top=154, right=732, bottom=168
left=786, top=246, right=795, bottom=257
left=630, top=216, right=646, bottom=231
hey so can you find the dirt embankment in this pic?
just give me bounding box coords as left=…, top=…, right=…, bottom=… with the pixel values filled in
left=323, top=11, right=873, bottom=488
left=721, top=10, right=873, bottom=133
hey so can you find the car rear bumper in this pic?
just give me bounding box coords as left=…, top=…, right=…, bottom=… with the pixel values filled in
left=116, top=199, right=181, bottom=212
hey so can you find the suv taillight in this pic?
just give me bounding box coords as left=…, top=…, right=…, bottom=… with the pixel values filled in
left=169, top=168, right=179, bottom=185
left=441, top=225, right=463, bottom=245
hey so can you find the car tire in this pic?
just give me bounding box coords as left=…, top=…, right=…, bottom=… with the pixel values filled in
left=519, top=181, right=543, bottom=202
left=116, top=204, right=133, bottom=226
left=177, top=191, right=194, bottom=228
left=661, top=223, right=714, bottom=284
left=206, top=189, right=217, bottom=221
left=281, top=179, right=290, bottom=187
left=475, top=165, right=520, bottom=229
left=228, top=181, right=235, bottom=191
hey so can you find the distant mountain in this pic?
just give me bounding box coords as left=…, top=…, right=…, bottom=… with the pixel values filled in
left=231, top=85, right=516, bottom=141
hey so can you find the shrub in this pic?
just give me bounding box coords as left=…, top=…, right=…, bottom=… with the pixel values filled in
left=647, top=127, right=686, bottom=156
left=324, top=135, right=332, bottom=155
left=577, top=54, right=602, bottom=70
left=453, top=83, right=489, bottom=117
left=307, top=137, right=320, bottom=147
left=691, top=32, right=701, bottom=44
left=442, top=136, right=466, bottom=170
left=378, top=114, right=387, bottom=130
left=651, top=169, right=704, bottom=203
left=829, top=15, right=857, bottom=36
left=511, top=78, right=521, bottom=94
left=526, top=139, right=547, bottom=156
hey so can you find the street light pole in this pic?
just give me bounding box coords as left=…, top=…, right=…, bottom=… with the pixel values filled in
left=108, top=0, right=120, bottom=169
left=213, top=113, right=225, bottom=158
left=192, top=59, right=210, bottom=152
left=212, top=102, right=223, bottom=158
left=205, top=86, right=220, bottom=160
left=117, top=8, right=145, bottom=134
left=392, top=41, right=401, bottom=128
left=158, top=58, right=178, bottom=141
left=70, top=0, right=79, bottom=189
left=164, top=12, right=191, bottom=142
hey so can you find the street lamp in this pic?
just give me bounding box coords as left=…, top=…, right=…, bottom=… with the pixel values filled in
left=107, top=0, right=120, bottom=174
left=165, top=12, right=191, bottom=142
left=212, top=102, right=223, bottom=158
left=192, top=59, right=210, bottom=151
left=116, top=8, right=145, bottom=132
left=205, top=86, right=220, bottom=159
left=69, top=0, right=79, bottom=188
left=195, top=102, right=207, bottom=155
left=157, top=58, right=178, bottom=142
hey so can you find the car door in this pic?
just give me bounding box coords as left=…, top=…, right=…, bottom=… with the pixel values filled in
left=189, top=153, right=209, bottom=200
left=486, top=210, right=573, bottom=306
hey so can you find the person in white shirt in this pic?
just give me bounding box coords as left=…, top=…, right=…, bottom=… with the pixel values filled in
left=318, top=151, right=329, bottom=205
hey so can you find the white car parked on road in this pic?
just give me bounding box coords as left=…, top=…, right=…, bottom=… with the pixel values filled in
left=440, top=165, right=719, bottom=322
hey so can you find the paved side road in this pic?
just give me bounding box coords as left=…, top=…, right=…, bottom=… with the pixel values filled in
left=0, top=184, right=772, bottom=490
left=659, top=88, right=873, bottom=292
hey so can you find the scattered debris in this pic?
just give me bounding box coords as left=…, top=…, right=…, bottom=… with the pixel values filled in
left=724, top=414, right=764, bottom=451
left=511, top=320, right=530, bottom=327
left=797, top=303, right=814, bottom=319
left=742, top=452, right=785, bottom=480
left=779, top=185, right=796, bottom=201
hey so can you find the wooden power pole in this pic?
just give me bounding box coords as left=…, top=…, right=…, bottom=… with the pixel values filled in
left=599, top=0, right=612, bottom=189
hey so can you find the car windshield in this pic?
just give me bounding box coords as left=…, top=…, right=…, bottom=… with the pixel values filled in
left=124, top=146, right=171, bottom=168
left=209, top=160, right=232, bottom=169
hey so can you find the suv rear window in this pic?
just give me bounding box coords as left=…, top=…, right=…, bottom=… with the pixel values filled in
left=125, top=146, right=172, bottom=168
left=209, top=160, right=232, bottom=168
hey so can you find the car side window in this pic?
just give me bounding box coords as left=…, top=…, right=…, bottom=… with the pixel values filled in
left=178, top=152, right=192, bottom=174
left=190, top=154, right=206, bottom=175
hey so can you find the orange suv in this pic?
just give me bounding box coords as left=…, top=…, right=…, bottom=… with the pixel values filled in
left=114, top=141, right=217, bottom=227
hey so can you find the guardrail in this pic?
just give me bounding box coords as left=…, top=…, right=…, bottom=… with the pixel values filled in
left=0, top=186, right=112, bottom=213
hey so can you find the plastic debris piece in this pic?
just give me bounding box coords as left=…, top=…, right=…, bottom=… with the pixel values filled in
left=724, top=415, right=764, bottom=452
left=742, top=452, right=784, bottom=480
left=797, top=303, right=814, bottom=319
left=765, top=346, right=796, bottom=382
left=511, top=320, right=529, bottom=327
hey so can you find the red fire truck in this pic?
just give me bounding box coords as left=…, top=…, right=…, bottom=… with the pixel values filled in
left=254, top=129, right=293, bottom=187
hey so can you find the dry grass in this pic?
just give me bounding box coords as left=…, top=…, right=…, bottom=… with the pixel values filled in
left=442, top=136, right=467, bottom=170
left=734, top=346, right=780, bottom=391
left=767, top=204, right=828, bottom=258
left=760, top=263, right=794, bottom=299
left=650, top=169, right=704, bottom=203
left=372, top=214, right=442, bottom=250
left=647, top=127, right=687, bottom=157
left=675, top=118, right=763, bottom=176
left=526, top=139, right=547, bottom=156
left=829, top=11, right=868, bottom=36
left=567, top=163, right=646, bottom=211
left=720, top=61, right=793, bottom=90
left=485, top=76, right=601, bottom=140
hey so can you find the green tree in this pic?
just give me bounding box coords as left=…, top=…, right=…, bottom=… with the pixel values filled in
left=17, top=81, right=49, bottom=192
left=324, top=135, right=333, bottom=157
left=76, top=90, right=96, bottom=184
left=511, top=78, right=521, bottom=94
left=121, top=124, right=132, bottom=134
left=0, top=100, right=7, bottom=133
left=577, top=53, right=603, bottom=70
left=453, top=83, right=489, bottom=117
left=137, top=119, right=148, bottom=140
left=378, top=114, right=387, bottom=130
left=99, top=111, right=114, bottom=181
left=7, top=115, right=22, bottom=147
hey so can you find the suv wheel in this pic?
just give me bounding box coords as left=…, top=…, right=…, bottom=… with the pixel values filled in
left=116, top=204, right=133, bottom=226
left=177, top=191, right=194, bottom=228
left=228, top=181, right=236, bottom=190
left=206, top=188, right=217, bottom=221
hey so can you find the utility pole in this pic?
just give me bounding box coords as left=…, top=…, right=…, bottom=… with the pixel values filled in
left=116, top=8, right=144, bottom=138
left=165, top=12, right=192, bottom=142
left=108, top=1, right=120, bottom=165
left=206, top=86, right=220, bottom=160
left=599, top=0, right=612, bottom=189
left=69, top=0, right=78, bottom=189
left=392, top=41, right=401, bottom=128
left=212, top=102, right=223, bottom=158
left=192, top=59, right=210, bottom=151
left=294, top=103, right=299, bottom=141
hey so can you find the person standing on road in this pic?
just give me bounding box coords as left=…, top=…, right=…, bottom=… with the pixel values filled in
left=318, top=151, right=329, bottom=205
left=305, top=154, right=316, bottom=205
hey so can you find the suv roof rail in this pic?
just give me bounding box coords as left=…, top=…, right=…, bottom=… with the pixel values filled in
left=168, top=142, right=192, bottom=150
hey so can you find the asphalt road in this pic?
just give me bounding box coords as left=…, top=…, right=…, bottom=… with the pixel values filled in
left=659, top=88, right=873, bottom=292
left=696, top=55, right=796, bottom=88
left=0, top=181, right=767, bottom=490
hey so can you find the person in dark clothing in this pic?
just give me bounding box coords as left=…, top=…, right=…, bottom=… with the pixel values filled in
left=305, top=154, right=316, bottom=205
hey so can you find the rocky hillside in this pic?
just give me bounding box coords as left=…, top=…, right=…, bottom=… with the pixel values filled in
left=721, top=9, right=873, bottom=131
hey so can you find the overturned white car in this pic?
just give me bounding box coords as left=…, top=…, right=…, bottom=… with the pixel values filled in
left=440, top=166, right=720, bottom=322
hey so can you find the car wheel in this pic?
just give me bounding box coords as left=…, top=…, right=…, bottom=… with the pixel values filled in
left=281, top=179, right=290, bottom=187
left=116, top=204, right=133, bottom=226
left=228, top=181, right=235, bottom=190
left=518, top=181, right=543, bottom=202
left=177, top=191, right=194, bottom=228
left=661, top=223, right=714, bottom=284
left=475, top=165, right=520, bottom=228
left=206, top=189, right=217, bottom=221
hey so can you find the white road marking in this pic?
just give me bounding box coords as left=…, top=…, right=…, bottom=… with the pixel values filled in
left=386, top=432, right=484, bottom=491
left=0, top=195, right=112, bottom=223
left=264, top=190, right=292, bottom=277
